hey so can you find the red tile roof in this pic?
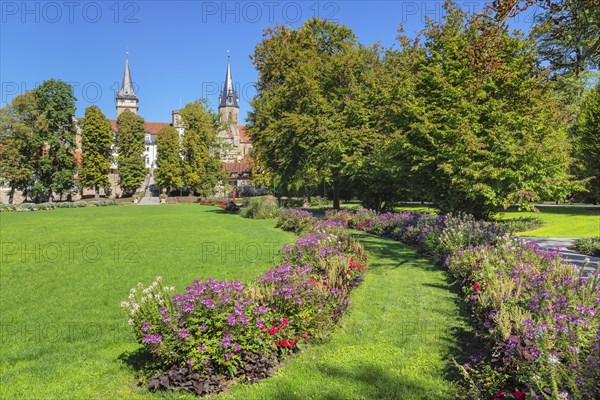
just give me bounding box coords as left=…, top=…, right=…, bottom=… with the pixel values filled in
left=75, top=117, right=169, bottom=135
left=222, top=160, right=251, bottom=174
left=239, top=125, right=251, bottom=142
left=107, top=120, right=170, bottom=134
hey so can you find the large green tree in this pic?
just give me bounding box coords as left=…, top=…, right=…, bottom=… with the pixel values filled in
left=0, top=92, right=37, bottom=203
left=391, top=1, right=578, bottom=218
left=249, top=18, right=382, bottom=209
left=572, top=81, right=600, bottom=203
left=80, top=106, right=113, bottom=198
left=155, top=126, right=183, bottom=193
left=179, top=100, right=223, bottom=196
left=32, top=79, right=78, bottom=202
left=116, top=110, right=146, bottom=195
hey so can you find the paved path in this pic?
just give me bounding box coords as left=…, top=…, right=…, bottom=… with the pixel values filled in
left=139, top=170, right=159, bottom=205
left=518, top=236, right=599, bottom=277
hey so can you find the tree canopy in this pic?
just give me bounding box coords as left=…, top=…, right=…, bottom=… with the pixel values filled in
left=179, top=100, right=224, bottom=196
left=155, top=125, right=183, bottom=193
left=116, top=110, right=146, bottom=195
left=0, top=79, right=77, bottom=202
left=80, top=105, right=113, bottom=197
left=248, top=2, right=585, bottom=216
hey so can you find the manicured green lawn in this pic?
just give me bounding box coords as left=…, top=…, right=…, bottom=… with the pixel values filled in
left=1, top=205, right=470, bottom=398
left=497, top=206, right=600, bottom=238
left=0, top=205, right=295, bottom=399
left=222, top=232, right=471, bottom=400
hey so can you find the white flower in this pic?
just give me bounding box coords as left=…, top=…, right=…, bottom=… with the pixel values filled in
left=548, top=354, right=560, bottom=364
left=128, top=318, right=134, bottom=326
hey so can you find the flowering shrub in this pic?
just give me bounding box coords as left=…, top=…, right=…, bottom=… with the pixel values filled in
left=122, top=213, right=367, bottom=396
left=446, top=241, right=600, bottom=399
left=276, top=208, right=316, bottom=234
left=325, top=208, right=376, bottom=229
left=419, top=213, right=510, bottom=264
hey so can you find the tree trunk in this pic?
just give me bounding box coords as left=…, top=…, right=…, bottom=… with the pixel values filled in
left=332, top=181, right=340, bottom=210
left=95, top=188, right=100, bottom=200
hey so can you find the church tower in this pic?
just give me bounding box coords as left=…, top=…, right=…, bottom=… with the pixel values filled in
left=218, top=51, right=239, bottom=124
left=115, top=52, right=139, bottom=116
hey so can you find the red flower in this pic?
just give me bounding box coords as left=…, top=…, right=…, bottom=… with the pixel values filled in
left=513, top=390, right=526, bottom=400
left=275, top=341, right=281, bottom=347
left=303, top=332, right=308, bottom=339
left=281, top=340, right=288, bottom=347
left=474, top=283, right=481, bottom=291
left=296, top=336, right=301, bottom=342
left=282, top=318, right=288, bottom=327
left=493, top=390, right=506, bottom=400
left=269, top=327, right=277, bottom=335
left=289, top=339, right=295, bottom=348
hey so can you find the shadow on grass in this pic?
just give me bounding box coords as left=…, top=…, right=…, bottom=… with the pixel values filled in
left=118, top=347, right=157, bottom=376
left=266, top=363, right=448, bottom=400
left=352, top=230, right=482, bottom=387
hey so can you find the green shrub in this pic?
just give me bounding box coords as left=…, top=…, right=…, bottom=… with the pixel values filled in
left=240, top=196, right=280, bottom=219
left=275, top=208, right=315, bottom=234
left=308, top=196, right=329, bottom=206
left=569, top=237, right=600, bottom=257
left=492, top=216, right=544, bottom=233
left=0, top=200, right=114, bottom=212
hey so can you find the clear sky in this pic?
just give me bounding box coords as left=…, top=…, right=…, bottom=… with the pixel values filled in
left=0, top=1, right=537, bottom=124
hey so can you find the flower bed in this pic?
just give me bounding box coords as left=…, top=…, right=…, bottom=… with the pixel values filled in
left=446, top=241, right=600, bottom=399
left=325, top=208, right=600, bottom=399
left=121, top=213, right=367, bottom=396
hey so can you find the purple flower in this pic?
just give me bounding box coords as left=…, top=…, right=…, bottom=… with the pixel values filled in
left=178, top=329, right=190, bottom=339
left=143, top=333, right=162, bottom=344
left=224, top=353, right=232, bottom=360
left=141, top=322, right=151, bottom=332
left=227, top=314, right=237, bottom=326
left=220, top=333, right=232, bottom=348
left=252, top=305, right=268, bottom=315
left=233, top=343, right=241, bottom=351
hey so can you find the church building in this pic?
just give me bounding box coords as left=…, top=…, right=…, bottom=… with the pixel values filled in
left=75, top=53, right=253, bottom=196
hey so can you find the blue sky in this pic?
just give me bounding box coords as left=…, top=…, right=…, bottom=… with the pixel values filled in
left=1, top=1, right=538, bottom=123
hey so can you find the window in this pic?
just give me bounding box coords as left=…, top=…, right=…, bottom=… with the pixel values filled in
left=146, top=157, right=149, bottom=165
left=146, top=146, right=149, bottom=152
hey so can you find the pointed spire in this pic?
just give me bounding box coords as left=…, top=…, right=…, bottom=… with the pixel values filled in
left=219, top=50, right=239, bottom=108
left=117, top=51, right=137, bottom=99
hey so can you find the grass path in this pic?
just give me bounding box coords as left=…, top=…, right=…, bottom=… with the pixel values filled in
left=222, top=231, right=471, bottom=400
